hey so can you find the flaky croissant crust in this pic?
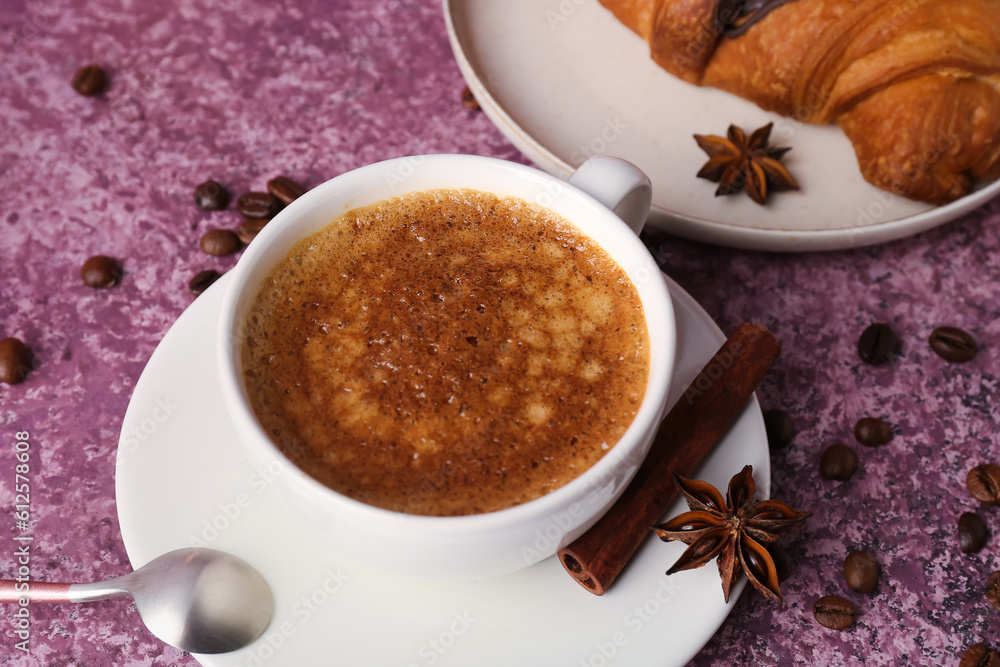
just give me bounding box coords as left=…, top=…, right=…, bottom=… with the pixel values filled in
left=601, top=0, right=1000, bottom=204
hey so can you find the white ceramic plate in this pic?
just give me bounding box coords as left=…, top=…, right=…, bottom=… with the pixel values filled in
left=444, top=0, right=1000, bottom=251
left=115, top=273, right=769, bottom=667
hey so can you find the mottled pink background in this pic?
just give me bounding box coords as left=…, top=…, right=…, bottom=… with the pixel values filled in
left=2, top=0, right=1000, bottom=665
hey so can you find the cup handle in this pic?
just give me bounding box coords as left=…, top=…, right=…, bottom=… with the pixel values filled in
left=568, top=156, right=652, bottom=236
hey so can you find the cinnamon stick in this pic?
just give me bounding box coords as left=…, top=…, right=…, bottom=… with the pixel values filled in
left=558, top=322, right=779, bottom=594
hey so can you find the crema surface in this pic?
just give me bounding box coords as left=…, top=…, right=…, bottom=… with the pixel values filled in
left=242, top=189, right=650, bottom=516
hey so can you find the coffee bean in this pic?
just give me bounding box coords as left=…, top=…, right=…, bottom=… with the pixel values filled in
left=813, top=595, right=855, bottom=630
left=237, top=192, right=282, bottom=219
left=929, top=326, right=977, bottom=362
left=72, top=65, right=106, bottom=96
left=0, top=338, right=31, bottom=385
left=843, top=550, right=879, bottom=594
left=267, top=176, right=306, bottom=206
left=237, top=218, right=269, bottom=245
left=763, top=409, right=795, bottom=450
left=820, top=443, right=857, bottom=481
left=968, top=464, right=1000, bottom=505
left=767, top=543, right=793, bottom=583
left=986, top=571, right=1000, bottom=612
left=854, top=417, right=892, bottom=447
left=200, top=229, right=242, bottom=256
left=959, top=512, right=989, bottom=553
left=194, top=180, right=230, bottom=210
left=189, top=269, right=221, bottom=296
left=461, top=85, right=481, bottom=111
left=81, top=255, right=121, bottom=288
left=960, top=643, right=1000, bottom=667
left=858, top=323, right=898, bottom=365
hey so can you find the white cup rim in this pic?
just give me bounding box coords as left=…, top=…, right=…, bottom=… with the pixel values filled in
left=217, top=154, right=675, bottom=538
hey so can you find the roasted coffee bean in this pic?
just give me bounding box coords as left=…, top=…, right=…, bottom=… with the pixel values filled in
left=813, top=595, right=855, bottom=630
left=930, top=326, right=978, bottom=362
left=960, top=643, right=1000, bottom=667
left=461, top=85, right=481, bottom=110
left=237, top=192, right=282, bottom=219
left=237, top=218, right=269, bottom=245
left=959, top=512, right=989, bottom=554
left=968, top=464, right=1000, bottom=505
left=194, top=180, right=230, bottom=210
left=188, top=269, right=221, bottom=296
left=854, top=417, right=892, bottom=447
left=72, top=65, right=106, bottom=96
left=0, top=337, right=31, bottom=385
left=200, top=229, right=242, bottom=256
left=763, top=409, right=795, bottom=450
left=844, top=550, right=879, bottom=594
left=767, top=543, right=793, bottom=583
left=267, top=176, right=306, bottom=205
left=986, top=571, right=1000, bottom=612
left=81, top=255, right=121, bottom=288
left=820, top=443, right=857, bottom=481
left=858, top=323, right=898, bottom=365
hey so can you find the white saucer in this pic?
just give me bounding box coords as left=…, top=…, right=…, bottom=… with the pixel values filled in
left=444, top=0, right=1000, bottom=251
left=115, top=272, right=769, bottom=666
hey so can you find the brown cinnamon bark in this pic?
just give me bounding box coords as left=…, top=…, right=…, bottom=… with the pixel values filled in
left=558, top=322, right=780, bottom=594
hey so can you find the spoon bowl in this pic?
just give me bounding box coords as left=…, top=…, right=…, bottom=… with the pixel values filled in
left=121, top=548, right=274, bottom=654
left=1, top=548, right=274, bottom=654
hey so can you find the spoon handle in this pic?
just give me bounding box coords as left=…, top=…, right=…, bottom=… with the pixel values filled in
left=0, top=578, right=131, bottom=603
left=0, top=580, right=72, bottom=603
left=65, top=579, right=131, bottom=602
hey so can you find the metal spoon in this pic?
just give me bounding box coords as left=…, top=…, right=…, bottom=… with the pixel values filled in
left=0, top=547, right=273, bottom=654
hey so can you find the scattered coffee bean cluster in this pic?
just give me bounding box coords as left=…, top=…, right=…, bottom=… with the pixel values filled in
left=763, top=409, right=881, bottom=630
left=824, top=322, right=979, bottom=491
left=857, top=321, right=979, bottom=366
left=824, top=322, right=989, bottom=655
left=189, top=175, right=308, bottom=294
left=815, top=415, right=895, bottom=482
left=0, top=64, right=314, bottom=383
left=965, top=463, right=1000, bottom=648
left=763, top=320, right=985, bottom=644
left=810, top=549, right=882, bottom=629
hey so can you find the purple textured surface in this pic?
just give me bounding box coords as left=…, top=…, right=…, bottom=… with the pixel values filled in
left=1, top=0, right=1000, bottom=665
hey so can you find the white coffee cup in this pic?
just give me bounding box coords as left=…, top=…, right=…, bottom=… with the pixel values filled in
left=217, top=154, right=676, bottom=579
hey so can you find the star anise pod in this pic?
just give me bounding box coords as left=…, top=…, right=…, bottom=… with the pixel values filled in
left=693, top=123, right=799, bottom=205
left=653, top=465, right=811, bottom=602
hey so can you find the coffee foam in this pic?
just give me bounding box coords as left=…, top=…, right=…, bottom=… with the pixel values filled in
left=243, top=189, right=650, bottom=516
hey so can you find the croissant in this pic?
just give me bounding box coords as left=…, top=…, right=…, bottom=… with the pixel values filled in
left=598, top=0, right=1000, bottom=204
